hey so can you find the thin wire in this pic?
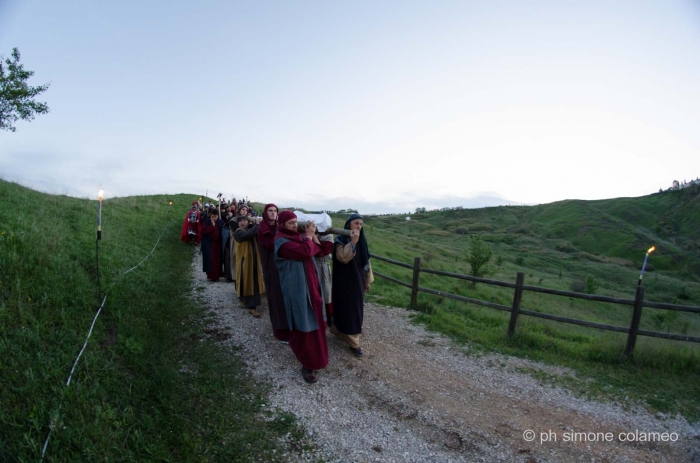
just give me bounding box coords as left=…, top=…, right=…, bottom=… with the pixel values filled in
left=40, top=295, right=106, bottom=460
left=40, top=211, right=170, bottom=461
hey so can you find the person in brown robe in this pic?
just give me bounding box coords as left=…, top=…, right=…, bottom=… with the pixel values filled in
left=234, top=216, right=265, bottom=317
left=257, top=203, right=291, bottom=343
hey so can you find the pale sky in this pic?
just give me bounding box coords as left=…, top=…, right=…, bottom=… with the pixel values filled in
left=1, top=1, right=699, bottom=213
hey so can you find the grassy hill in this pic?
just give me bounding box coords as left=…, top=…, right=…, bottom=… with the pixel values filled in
left=3, top=178, right=699, bottom=462
left=336, top=185, right=700, bottom=421
left=0, top=180, right=309, bottom=462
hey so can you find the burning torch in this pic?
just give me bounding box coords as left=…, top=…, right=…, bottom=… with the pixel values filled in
left=638, top=246, right=655, bottom=286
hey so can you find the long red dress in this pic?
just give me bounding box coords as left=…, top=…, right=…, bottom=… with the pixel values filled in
left=180, top=209, right=201, bottom=243
left=277, top=238, right=328, bottom=371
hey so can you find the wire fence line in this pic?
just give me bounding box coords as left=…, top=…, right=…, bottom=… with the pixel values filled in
left=40, top=217, right=171, bottom=461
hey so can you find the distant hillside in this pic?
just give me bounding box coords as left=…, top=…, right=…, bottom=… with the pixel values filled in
left=348, top=185, right=700, bottom=284
left=528, top=187, right=700, bottom=277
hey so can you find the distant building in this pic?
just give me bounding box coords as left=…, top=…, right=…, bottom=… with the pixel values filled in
left=670, top=178, right=699, bottom=190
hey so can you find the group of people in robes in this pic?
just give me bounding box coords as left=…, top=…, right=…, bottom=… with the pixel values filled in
left=181, top=199, right=374, bottom=384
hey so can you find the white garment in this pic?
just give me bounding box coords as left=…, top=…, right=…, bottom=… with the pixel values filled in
left=293, top=211, right=333, bottom=232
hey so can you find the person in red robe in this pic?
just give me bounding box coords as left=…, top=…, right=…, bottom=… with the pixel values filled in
left=200, top=209, right=223, bottom=281
left=180, top=202, right=201, bottom=244
left=274, top=211, right=328, bottom=384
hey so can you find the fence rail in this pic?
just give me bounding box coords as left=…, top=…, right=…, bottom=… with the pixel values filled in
left=370, top=253, right=700, bottom=357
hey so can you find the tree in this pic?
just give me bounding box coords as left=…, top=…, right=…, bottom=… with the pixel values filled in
left=0, top=48, right=50, bottom=132
left=467, top=235, right=492, bottom=285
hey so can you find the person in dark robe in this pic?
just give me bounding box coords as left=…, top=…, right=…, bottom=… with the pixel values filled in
left=200, top=209, right=223, bottom=282
left=221, top=205, right=237, bottom=282
left=180, top=201, right=201, bottom=244
left=234, top=215, right=265, bottom=317
left=274, top=211, right=328, bottom=384
left=199, top=207, right=210, bottom=273
left=331, top=213, right=374, bottom=357
left=257, top=203, right=291, bottom=343
left=200, top=204, right=210, bottom=230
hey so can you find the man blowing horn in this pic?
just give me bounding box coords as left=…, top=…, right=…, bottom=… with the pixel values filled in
left=330, top=213, right=374, bottom=357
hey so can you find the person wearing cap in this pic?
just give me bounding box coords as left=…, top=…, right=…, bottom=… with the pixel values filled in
left=257, top=203, right=291, bottom=343
left=274, top=211, right=328, bottom=384
left=180, top=201, right=201, bottom=244
left=234, top=214, right=265, bottom=317
left=201, top=208, right=224, bottom=282
left=331, top=213, right=373, bottom=357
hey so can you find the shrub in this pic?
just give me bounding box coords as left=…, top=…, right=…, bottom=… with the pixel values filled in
left=511, top=225, right=533, bottom=235
left=467, top=236, right=493, bottom=284
left=425, top=229, right=451, bottom=236
left=650, top=311, right=679, bottom=332
left=555, top=241, right=577, bottom=253
left=584, top=275, right=598, bottom=294
left=515, top=256, right=524, bottom=266
left=570, top=279, right=586, bottom=293
left=469, top=224, right=493, bottom=232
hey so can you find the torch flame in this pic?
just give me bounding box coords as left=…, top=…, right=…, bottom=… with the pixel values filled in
left=98, top=189, right=104, bottom=201
left=169, top=201, right=173, bottom=205
left=647, top=246, right=656, bottom=254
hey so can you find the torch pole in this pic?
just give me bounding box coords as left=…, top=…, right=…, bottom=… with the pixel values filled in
left=637, top=246, right=656, bottom=287
left=97, top=195, right=102, bottom=240
left=96, top=190, right=104, bottom=300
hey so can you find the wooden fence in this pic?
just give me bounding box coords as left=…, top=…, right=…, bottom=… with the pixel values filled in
left=371, top=254, right=700, bottom=357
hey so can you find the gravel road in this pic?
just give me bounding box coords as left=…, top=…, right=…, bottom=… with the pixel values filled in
left=190, top=249, right=700, bottom=463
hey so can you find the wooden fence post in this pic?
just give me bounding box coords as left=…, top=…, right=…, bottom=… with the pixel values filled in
left=624, top=285, right=645, bottom=357
left=410, top=257, right=421, bottom=309
left=508, top=272, right=525, bottom=336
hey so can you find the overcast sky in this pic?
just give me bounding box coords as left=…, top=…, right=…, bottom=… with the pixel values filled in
left=1, top=1, right=699, bottom=213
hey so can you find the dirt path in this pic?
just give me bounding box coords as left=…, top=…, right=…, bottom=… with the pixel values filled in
left=191, top=250, right=700, bottom=462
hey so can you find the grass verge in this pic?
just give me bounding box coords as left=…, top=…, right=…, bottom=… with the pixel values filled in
left=0, top=181, right=313, bottom=462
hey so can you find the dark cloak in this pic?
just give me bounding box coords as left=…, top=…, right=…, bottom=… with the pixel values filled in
left=258, top=204, right=289, bottom=336
left=331, top=214, right=369, bottom=335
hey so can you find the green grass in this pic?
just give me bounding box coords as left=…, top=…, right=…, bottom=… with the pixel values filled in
left=331, top=186, right=700, bottom=421
left=0, top=180, right=313, bottom=462
left=3, top=177, right=699, bottom=461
